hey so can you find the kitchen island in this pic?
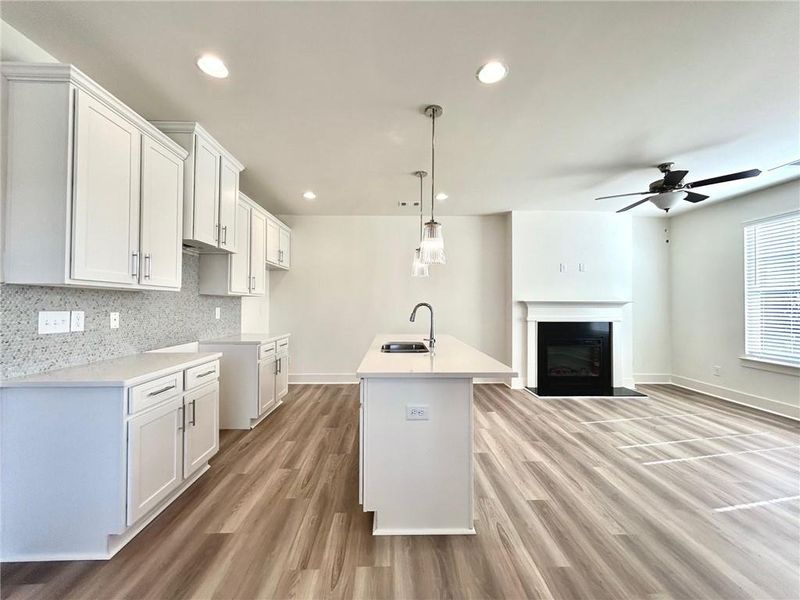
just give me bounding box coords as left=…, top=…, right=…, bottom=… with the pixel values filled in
left=356, top=334, right=516, bottom=535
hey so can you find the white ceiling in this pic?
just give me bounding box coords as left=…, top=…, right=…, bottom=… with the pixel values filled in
left=3, top=1, right=799, bottom=216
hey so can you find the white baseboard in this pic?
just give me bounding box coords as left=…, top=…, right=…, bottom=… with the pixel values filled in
left=289, top=373, right=358, bottom=384
left=669, top=375, right=799, bottom=421
left=634, top=373, right=672, bottom=384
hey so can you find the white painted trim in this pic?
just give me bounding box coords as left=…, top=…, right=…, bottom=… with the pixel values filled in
left=372, top=527, right=476, bottom=536
left=670, top=375, right=800, bottom=421
left=739, top=356, right=800, bottom=377
left=150, top=121, right=244, bottom=171
left=0, top=62, right=188, bottom=160
left=289, top=373, right=358, bottom=384
left=288, top=374, right=509, bottom=386
left=634, top=373, right=673, bottom=384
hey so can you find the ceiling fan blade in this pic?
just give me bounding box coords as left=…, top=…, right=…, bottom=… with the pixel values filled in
left=686, top=168, right=761, bottom=188
left=768, top=159, right=800, bottom=171
left=684, top=192, right=709, bottom=203
left=596, top=191, right=650, bottom=200
left=616, top=198, right=651, bottom=213
left=662, top=169, right=688, bottom=187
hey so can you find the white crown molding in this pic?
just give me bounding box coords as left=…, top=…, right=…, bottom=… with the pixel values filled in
left=1, top=62, right=188, bottom=161
left=151, top=120, right=245, bottom=171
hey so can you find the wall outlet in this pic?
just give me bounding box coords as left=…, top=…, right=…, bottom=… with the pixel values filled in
left=110, top=312, right=120, bottom=330
left=70, top=310, right=85, bottom=332
left=578, top=263, right=586, bottom=272
left=559, top=263, right=567, bottom=273
left=712, top=365, right=721, bottom=377
left=38, top=311, right=71, bottom=334
left=215, top=307, right=221, bottom=320
left=406, top=405, right=429, bottom=421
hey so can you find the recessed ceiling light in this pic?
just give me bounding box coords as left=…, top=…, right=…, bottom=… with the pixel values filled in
left=435, top=192, right=448, bottom=201
left=476, top=61, right=508, bottom=84
left=302, top=191, right=317, bottom=200
left=196, top=54, right=229, bottom=79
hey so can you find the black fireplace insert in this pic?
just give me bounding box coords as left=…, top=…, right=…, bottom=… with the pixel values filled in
left=536, top=321, right=612, bottom=396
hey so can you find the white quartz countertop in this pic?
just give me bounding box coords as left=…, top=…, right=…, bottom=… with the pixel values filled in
left=0, top=352, right=222, bottom=388
left=200, top=333, right=291, bottom=345
left=357, top=334, right=516, bottom=378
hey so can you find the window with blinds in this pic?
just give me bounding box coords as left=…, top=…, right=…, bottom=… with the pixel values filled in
left=744, top=211, right=800, bottom=366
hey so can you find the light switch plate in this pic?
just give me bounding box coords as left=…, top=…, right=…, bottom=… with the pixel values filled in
left=70, top=310, right=85, bottom=332
left=406, top=405, right=429, bottom=421
left=38, top=311, right=70, bottom=334
left=110, top=312, right=120, bottom=329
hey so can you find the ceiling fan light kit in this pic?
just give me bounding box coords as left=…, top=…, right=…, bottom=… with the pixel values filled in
left=419, top=104, right=447, bottom=265
left=596, top=162, right=762, bottom=213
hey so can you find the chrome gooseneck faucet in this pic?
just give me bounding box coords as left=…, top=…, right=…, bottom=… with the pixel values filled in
left=410, top=302, right=435, bottom=350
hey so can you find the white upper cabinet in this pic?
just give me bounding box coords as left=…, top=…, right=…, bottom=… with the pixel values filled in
left=198, top=192, right=269, bottom=296
left=250, top=209, right=267, bottom=294
left=151, top=122, right=244, bottom=253
left=1, top=63, right=188, bottom=290
left=140, top=136, right=184, bottom=289
left=228, top=198, right=251, bottom=295
left=266, top=217, right=291, bottom=271
left=71, top=89, right=141, bottom=285
left=218, top=157, right=239, bottom=253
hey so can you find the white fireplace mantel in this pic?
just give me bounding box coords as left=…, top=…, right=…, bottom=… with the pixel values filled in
left=525, top=300, right=634, bottom=390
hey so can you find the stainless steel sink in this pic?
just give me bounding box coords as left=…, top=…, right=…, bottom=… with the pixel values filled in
left=380, top=341, right=429, bottom=353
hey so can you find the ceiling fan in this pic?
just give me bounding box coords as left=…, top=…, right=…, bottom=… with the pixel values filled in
left=596, top=162, right=762, bottom=213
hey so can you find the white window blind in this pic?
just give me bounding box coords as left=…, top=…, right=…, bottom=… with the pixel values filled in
left=744, top=211, right=800, bottom=365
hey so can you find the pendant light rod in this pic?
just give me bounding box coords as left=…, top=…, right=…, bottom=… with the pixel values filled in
left=413, top=170, right=427, bottom=242
left=424, top=105, right=443, bottom=222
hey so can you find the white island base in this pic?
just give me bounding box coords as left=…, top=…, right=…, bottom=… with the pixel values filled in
left=357, top=335, right=515, bottom=535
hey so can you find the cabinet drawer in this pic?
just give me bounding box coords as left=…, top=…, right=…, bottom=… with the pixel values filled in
left=276, top=337, right=289, bottom=356
left=129, top=372, right=183, bottom=414
left=260, top=342, right=276, bottom=360
left=185, top=360, right=220, bottom=390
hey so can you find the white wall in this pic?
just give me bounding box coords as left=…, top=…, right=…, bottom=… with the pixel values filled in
left=669, top=180, right=800, bottom=418
left=632, top=217, right=672, bottom=382
left=0, top=20, right=57, bottom=63
left=269, top=215, right=508, bottom=382
left=509, top=211, right=637, bottom=387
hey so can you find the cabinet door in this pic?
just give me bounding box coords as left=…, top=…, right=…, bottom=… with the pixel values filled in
left=229, top=199, right=251, bottom=295
left=250, top=209, right=267, bottom=295
left=266, top=218, right=280, bottom=265
left=277, top=355, right=289, bottom=399
left=278, top=227, right=291, bottom=269
left=192, top=135, right=220, bottom=247
left=127, top=397, right=183, bottom=525
left=218, top=157, right=239, bottom=252
left=184, top=382, right=220, bottom=478
left=259, top=357, right=277, bottom=415
left=140, top=136, right=183, bottom=289
left=72, top=89, right=141, bottom=285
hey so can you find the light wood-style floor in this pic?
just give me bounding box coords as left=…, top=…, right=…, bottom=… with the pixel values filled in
left=2, top=383, right=799, bottom=600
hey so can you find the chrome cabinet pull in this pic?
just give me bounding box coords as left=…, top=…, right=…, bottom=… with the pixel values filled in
left=274, top=359, right=279, bottom=376
left=196, top=369, right=216, bottom=378
left=177, top=405, right=184, bottom=431
left=148, top=384, right=176, bottom=397
left=132, top=252, right=140, bottom=278
left=144, top=254, right=152, bottom=279
left=215, top=223, right=219, bottom=242
left=222, top=225, right=228, bottom=245
left=191, top=399, right=197, bottom=426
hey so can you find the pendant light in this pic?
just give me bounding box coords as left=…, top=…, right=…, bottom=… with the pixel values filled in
left=420, top=104, right=446, bottom=264
left=411, top=170, right=430, bottom=277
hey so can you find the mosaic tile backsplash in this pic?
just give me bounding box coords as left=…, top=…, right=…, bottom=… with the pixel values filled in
left=0, top=251, right=241, bottom=379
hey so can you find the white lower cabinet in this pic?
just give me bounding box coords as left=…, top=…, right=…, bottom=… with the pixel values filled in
left=199, top=335, right=291, bottom=429
left=127, top=397, right=183, bottom=525
left=0, top=353, right=221, bottom=561
left=183, top=382, right=220, bottom=477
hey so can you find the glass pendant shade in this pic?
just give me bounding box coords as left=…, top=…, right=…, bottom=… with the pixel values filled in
left=411, top=248, right=429, bottom=277
left=420, top=220, right=446, bottom=264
